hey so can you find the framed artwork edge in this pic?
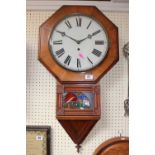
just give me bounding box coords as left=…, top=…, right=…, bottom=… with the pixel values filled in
left=26, top=125, right=51, bottom=155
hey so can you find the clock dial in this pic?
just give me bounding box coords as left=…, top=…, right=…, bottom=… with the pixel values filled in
left=49, top=14, right=109, bottom=71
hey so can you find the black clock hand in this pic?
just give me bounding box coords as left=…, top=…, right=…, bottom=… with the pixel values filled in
left=78, top=37, right=88, bottom=44
left=56, top=30, right=79, bottom=44
left=65, top=34, right=79, bottom=44
left=77, top=29, right=102, bottom=44
left=87, top=29, right=102, bottom=39
left=91, top=29, right=101, bottom=37
left=56, top=29, right=101, bottom=44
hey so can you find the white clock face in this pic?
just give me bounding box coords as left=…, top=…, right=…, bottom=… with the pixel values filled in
left=49, top=14, right=109, bottom=71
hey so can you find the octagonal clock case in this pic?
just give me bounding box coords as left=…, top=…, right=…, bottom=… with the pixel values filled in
left=38, top=5, right=119, bottom=152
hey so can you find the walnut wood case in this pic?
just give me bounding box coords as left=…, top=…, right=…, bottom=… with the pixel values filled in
left=38, top=5, right=119, bottom=152
left=38, top=5, right=119, bottom=84
left=56, top=83, right=100, bottom=149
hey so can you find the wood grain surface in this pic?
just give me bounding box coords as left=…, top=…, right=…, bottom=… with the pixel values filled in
left=39, top=5, right=119, bottom=84
left=93, top=137, right=129, bottom=155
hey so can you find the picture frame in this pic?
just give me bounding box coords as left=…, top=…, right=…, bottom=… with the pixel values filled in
left=26, top=126, right=51, bottom=155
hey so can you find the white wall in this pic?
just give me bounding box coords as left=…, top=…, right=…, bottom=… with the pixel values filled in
left=26, top=8, right=129, bottom=155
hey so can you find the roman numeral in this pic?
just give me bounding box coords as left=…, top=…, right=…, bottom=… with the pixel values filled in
left=95, top=40, right=104, bottom=45
left=65, top=20, right=72, bottom=29
left=53, top=40, right=62, bottom=45
left=77, top=58, right=81, bottom=68
left=64, top=55, right=72, bottom=65
left=76, top=17, right=82, bottom=27
left=92, top=30, right=101, bottom=36
left=55, top=48, right=65, bottom=58
left=87, top=21, right=92, bottom=29
left=92, top=49, right=102, bottom=57
left=87, top=57, right=93, bottom=64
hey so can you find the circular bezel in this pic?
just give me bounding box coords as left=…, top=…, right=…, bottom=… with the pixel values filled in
left=48, top=13, right=109, bottom=72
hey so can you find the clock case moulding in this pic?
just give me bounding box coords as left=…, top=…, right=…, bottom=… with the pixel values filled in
left=56, top=82, right=101, bottom=152
left=38, top=5, right=119, bottom=153
left=38, top=5, right=119, bottom=85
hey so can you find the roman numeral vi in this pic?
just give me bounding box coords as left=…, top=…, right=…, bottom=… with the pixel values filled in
left=77, top=58, right=81, bottom=68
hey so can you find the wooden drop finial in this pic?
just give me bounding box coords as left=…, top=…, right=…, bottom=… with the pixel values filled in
left=76, top=144, right=81, bottom=153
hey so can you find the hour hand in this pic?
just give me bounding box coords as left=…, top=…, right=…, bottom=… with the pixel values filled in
left=92, top=30, right=101, bottom=36
left=78, top=36, right=88, bottom=44
left=77, top=30, right=102, bottom=44
left=88, top=29, right=101, bottom=39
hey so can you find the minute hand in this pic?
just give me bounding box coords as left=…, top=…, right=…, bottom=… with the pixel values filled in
left=65, top=34, right=79, bottom=43
left=56, top=30, right=79, bottom=43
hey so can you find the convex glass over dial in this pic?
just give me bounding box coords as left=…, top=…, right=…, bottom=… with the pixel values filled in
left=49, top=14, right=109, bottom=71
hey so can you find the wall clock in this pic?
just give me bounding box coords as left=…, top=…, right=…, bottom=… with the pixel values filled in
left=49, top=14, right=109, bottom=72
left=39, top=5, right=119, bottom=152
left=93, top=137, right=129, bottom=155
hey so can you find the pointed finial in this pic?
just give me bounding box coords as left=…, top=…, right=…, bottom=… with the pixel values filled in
left=76, top=144, right=81, bottom=153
